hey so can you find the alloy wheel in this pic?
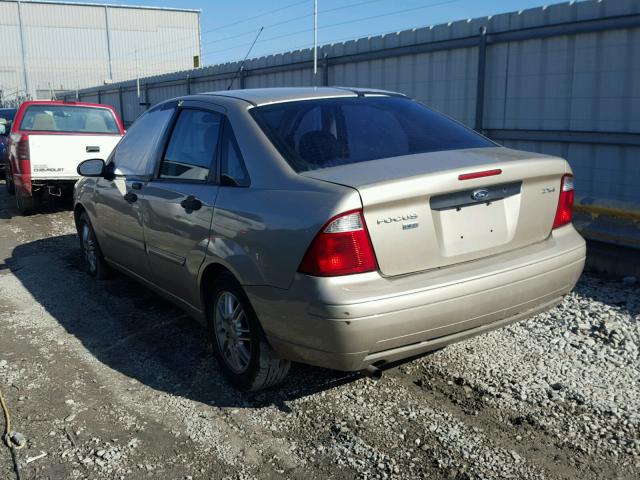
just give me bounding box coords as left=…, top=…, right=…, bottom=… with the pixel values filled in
left=214, top=291, right=252, bottom=373
left=81, top=223, right=97, bottom=274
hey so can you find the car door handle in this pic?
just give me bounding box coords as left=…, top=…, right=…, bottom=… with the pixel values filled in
left=180, top=195, right=202, bottom=212
left=86, top=146, right=100, bottom=153
left=123, top=191, right=138, bottom=203
left=131, top=182, right=142, bottom=190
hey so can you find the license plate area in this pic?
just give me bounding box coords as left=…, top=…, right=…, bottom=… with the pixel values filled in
left=435, top=201, right=510, bottom=257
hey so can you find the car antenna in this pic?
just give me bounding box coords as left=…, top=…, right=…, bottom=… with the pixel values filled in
left=227, top=26, right=264, bottom=90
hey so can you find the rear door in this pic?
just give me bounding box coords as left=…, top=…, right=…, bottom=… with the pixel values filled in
left=141, top=102, right=223, bottom=308
left=94, top=103, right=176, bottom=279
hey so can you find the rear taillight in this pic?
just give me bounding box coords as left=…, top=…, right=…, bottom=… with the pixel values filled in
left=16, top=133, right=30, bottom=160
left=298, top=209, right=378, bottom=277
left=552, top=174, right=574, bottom=229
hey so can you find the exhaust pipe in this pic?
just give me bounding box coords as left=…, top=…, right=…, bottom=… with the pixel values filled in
left=361, top=364, right=383, bottom=380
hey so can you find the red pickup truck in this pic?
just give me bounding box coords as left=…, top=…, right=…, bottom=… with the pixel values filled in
left=6, top=100, right=124, bottom=214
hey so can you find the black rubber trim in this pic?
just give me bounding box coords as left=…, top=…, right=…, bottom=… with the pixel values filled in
left=430, top=181, right=522, bottom=211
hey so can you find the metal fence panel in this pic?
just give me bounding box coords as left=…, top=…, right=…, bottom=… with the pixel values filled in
left=64, top=0, right=640, bottom=247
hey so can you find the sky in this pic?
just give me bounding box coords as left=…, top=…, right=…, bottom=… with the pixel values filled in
left=97, top=0, right=563, bottom=66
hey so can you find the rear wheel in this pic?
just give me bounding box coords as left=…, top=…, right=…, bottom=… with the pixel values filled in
left=15, top=192, right=37, bottom=215
left=208, top=273, right=290, bottom=391
left=5, top=169, right=15, bottom=195
left=78, top=212, right=109, bottom=279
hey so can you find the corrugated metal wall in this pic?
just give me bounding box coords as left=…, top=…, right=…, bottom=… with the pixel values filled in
left=0, top=0, right=200, bottom=102
left=0, top=1, right=25, bottom=101
left=63, top=0, right=640, bottom=247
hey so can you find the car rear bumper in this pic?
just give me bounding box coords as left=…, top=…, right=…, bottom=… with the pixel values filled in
left=246, top=225, right=586, bottom=371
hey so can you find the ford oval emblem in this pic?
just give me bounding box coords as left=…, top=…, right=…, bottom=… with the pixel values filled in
left=471, top=188, right=490, bottom=201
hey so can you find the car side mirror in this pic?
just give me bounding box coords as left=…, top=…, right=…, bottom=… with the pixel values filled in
left=0, top=124, right=6, bottom=136
left=77, top=158, right=106, bottom=177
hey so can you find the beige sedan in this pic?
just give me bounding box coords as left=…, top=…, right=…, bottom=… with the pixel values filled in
left=74, top=87, right=585, bottom=390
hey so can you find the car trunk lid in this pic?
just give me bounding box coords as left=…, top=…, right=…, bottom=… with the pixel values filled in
left=300, top=147, right=568, bottom=277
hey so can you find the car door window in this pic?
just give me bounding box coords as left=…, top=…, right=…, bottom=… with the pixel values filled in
left=113, top=106, right=175, bottom=176
left=220, top=122, right=250, bottom=187
left=159, top=109, right=221, bottom=181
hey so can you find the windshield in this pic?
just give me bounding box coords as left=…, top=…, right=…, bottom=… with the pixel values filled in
left=251, top=96, right=494, bottom=172
left=19, top=105, right=120, bottom=134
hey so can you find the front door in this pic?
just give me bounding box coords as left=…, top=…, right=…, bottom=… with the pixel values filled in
left=95, top=175, right=149, bottom=277
left=141, top=106, right=223, bottom=309
left=94, top=103, right=176, bottom=280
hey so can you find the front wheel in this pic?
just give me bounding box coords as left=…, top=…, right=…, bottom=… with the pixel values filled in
left=208, top=273, right=290, bottom=391
left=77, top=212, right=109, bottom=279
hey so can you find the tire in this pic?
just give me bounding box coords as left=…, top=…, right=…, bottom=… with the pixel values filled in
left=5, top=169, right=15, bottom=195
left=208, top=273, right=290, bottom=391
left=15, top=192, right=37, bottom=215
left=77, top=212, right=110, bottom=279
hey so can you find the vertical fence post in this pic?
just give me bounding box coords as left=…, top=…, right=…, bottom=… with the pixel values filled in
left=144, top=83, right=150, bottom=110
left=97, top=89, right=102, bottom=104
left=474, top=26, right=488, bottom=133
left=322, top=53, right=329, bottom=86
left=240, top=67, right=247, bottom=89
left=118, top=86, right=124, bottom=122
left=186, top=74, right=191, bottom=95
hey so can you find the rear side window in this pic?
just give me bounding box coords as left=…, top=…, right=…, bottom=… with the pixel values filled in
left=159, top=109, right=222, bottom=181
left=19, top=105, right=120, bottom=134
left=220, top=122, right=250, bottom=187
left=251, top=96, right=494, bottom=172
left=113, top=106, right=174, bottom=176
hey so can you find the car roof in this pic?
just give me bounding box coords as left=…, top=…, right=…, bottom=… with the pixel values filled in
left=201, top=87, right=406, bottom=106
left=18, top=100, right=113, bottom=109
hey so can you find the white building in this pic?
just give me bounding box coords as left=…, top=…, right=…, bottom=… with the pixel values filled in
left=0, top=0, right=201, bottom=103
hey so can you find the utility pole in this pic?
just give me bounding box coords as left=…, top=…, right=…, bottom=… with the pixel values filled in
left=135, top=49, right=140, bottom=99
left=104, top=5, right=114, bottom=82
left=313, top=0, right=318, bottom=85
left=17, top=0, right=30, bottom=99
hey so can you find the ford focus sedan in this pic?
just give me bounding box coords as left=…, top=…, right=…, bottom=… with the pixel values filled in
left=74, top=87, right=585, bottom=391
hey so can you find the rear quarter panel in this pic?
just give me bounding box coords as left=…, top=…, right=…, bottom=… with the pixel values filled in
left=207, top=182, right=361, bottom=289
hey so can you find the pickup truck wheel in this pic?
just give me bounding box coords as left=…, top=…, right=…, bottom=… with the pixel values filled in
left=16, top=193, right=37, bottom=215
left=208, top=273, right=290, bottom=391
left=78, top=212, right=109, bottom=279
left=5, top=170, right=15, bottom=195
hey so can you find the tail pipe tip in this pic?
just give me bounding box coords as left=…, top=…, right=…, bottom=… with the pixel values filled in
left=361, top=364, right=383, bottom=380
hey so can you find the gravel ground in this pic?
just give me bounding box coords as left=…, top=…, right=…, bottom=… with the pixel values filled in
left=0, top=186, right=638, bottom=479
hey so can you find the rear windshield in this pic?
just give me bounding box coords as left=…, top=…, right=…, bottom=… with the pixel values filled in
left=251, top=96, right=494, bottom=172
left=19, top=105, right=120, bottom=134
